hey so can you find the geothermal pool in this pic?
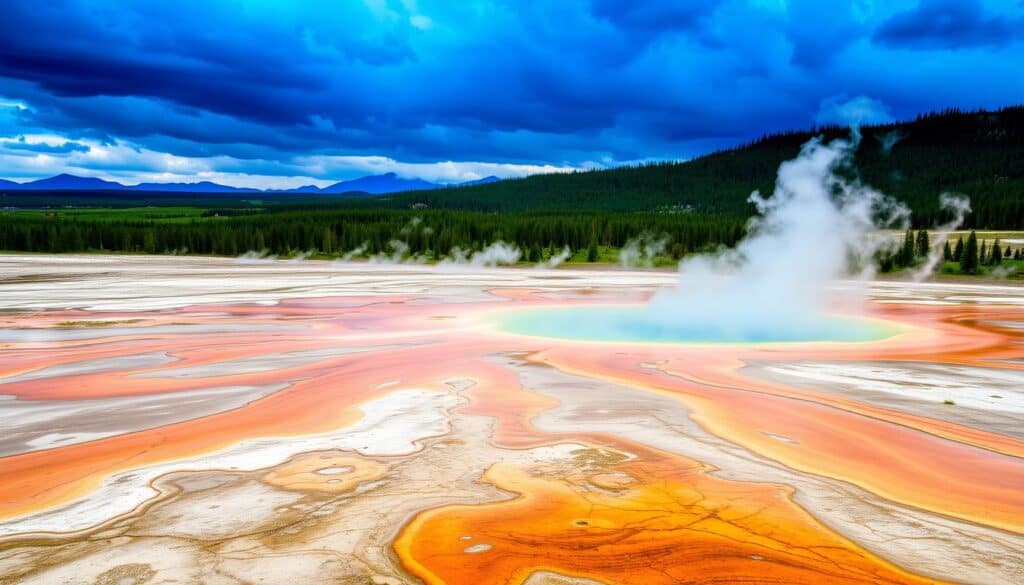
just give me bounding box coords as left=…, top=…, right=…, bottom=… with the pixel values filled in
left=493, top=305, right=900, bottom=344
left=0, top=254, right=1023, bottom=585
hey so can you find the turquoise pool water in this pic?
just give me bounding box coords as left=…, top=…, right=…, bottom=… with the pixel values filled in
left=493, top=305, right=896, bottom=344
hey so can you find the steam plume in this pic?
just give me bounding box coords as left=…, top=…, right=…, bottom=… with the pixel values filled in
left=437, top=241, right=521, bottom=270
left=647, top=135, right=908, bottom=339
left=336, top=242, right=368, bottom=263
left=368, top=240, right=411, bottom=264
left=912, top=193, right=971, bottom=282
left=286, top=250, right=314, bottom=263
left=236, top=250, right=277, bottom=264
left=537, top=246, right=572, bottom=269
left=619, top=233, right=669, bottom=268
left=877, top=130, right=904, bottom=155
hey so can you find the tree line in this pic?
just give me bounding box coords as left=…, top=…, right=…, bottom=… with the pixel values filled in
left=0, top=209, right=745, bottom=260
left=880, top=228, right=1022, bottom=275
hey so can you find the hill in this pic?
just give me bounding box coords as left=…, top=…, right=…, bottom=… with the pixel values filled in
left=370, top=106, right=1024, bottom=229
left=0, top=172, right=488, bottom=196
left=15, top=173, right=126, bottom=191
left=319, top=172, right=438, bottom=194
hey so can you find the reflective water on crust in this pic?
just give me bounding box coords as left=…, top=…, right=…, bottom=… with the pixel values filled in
left=493, top=305, right=899, bottom=344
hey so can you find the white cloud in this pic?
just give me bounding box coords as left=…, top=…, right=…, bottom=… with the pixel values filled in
left=0, top=99, right=29, bottom=111
left=293, top=154, right=579, bottom=183
left=0, top=133, right=576, bottom=189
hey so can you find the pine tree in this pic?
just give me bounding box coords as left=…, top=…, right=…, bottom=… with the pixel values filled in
left=961, top=231, right=979, bottom=274
left=586, top=237, right=599, bottom=262
left=143, top=229, right=156, bottom=254
left=953, top=237, right=964, bottom=261
left=321, top=227, right=335, bottom=254
left=900, top=228, right=915, bottom=267
left=942, top=241, right=952, bottom=261
left=916, top=230, right=930, bottom=258
left=979, top=241, right=987, bottom=265
left=991, top=239, right=1002, bottom=265
left=877, top=251, right=894, bottom=273
left=529, top=244, right=542, bottom=263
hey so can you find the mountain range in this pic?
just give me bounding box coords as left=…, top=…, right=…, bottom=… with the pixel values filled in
left=0, top=172, right=501, bottom=195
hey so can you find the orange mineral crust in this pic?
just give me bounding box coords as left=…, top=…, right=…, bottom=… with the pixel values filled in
left=1, top=268, right=1022, bottom=585
left=0, top=340, right=467, bottom=519
left=525, top=304, right=1024, bottom=534
left=395, top=444, right=941, bottom=585
left=261, top=452, right=388, bottom=493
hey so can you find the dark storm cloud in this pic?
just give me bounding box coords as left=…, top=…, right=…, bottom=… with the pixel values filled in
left=874, top=0, right=1023, bottom=50
left=589, top=1, right=723, bottom=33
left=0, top=0, right=1020, bottom=183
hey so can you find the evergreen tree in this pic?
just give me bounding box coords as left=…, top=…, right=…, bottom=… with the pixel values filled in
left=953, top=237, right=964, bottom=261
left=877, top=250, right=894, bottom=273
left=900, top=229, right=915, bottom=267
left=991, top=239, right=1003, bottom=265
left=529, top=244, right=542, bottom=263
left=321, top=227, right=335, bottom=254
left=670, top=242, right=684, bottom=260
left=142, top=229, right=156, bottom=253
left=916, top=230, right=930, bottom=258
left=961, top=231, right=979, bottom=274
left=942, top=241, right=952, bottom=261
left=586, top=237, right=599, bottom=262
left=979, top=241, right=987, bottom=265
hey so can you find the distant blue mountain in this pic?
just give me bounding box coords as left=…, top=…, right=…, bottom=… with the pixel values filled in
left=454, top=175, right=500, bottom=187
left=13, top=173, right=126, bottom=190
left=129, top=181, right=258, bottom=193
left=0, top=172, right=502, bottom=194
left=319, top=172, right=439, bottom=194
left=284, top=184, right=325, bottom=194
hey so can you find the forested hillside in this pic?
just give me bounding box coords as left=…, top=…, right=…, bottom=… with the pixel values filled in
left=373, top=106, right=1024, bottom=228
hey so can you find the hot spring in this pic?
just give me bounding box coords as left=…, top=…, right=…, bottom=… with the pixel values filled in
left=493, top=305, right=898, bottom=344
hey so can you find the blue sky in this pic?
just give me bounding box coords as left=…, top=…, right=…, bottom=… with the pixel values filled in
left=0, top=0, right=1021, bottom=188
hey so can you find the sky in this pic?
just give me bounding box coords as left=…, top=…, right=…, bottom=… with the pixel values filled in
left=0, top=0, right=1021, bottom=189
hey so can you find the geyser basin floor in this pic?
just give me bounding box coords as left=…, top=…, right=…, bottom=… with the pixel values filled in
left=0, top=255, right=1023, bottom=585
left=493, top=304, right=899, bottom=344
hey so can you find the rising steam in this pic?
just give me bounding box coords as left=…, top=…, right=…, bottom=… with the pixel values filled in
left=537, top=246, right=572, bottom=269
left=368, top=240, right=426, bottom=264
left=437, top=241, right=521, bottom=270
left=286, top=250, right=314, bottom=263
left=236, top=250, right=277, bottom=264
left=877, top=130, right=904, bottom=155
left=619, top=233, right=669, bottom=268
left=912, top=193, right=971, bottom=282
left=336, top=242, right=368, bottom=263
left=647, top=135, right=909, bottom=340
